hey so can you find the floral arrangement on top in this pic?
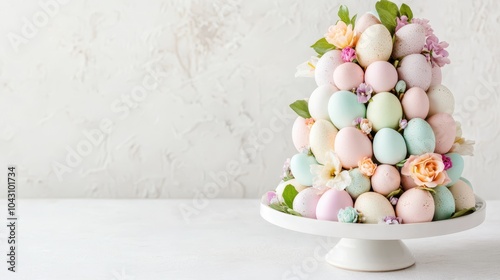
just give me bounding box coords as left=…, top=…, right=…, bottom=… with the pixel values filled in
left=262, top=0, right=476, bottom=225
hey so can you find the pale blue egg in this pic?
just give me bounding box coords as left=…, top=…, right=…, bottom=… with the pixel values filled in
left=445, top=153, right=464, bottom=186
left=373, top=128, right=407, bottom=164
left=328, top=91, right=366, bottom=129
left=432, top=185, right=455, bottom=221
left=290, top=153, right=318, bottom=186
left=346, top=168, right=371, bottom=199
left=403, top=118, right=435, bottom=155
left=460, top=177, right=473, bottom=189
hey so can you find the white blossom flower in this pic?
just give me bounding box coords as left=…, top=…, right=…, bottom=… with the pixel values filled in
left=450, top=122, right=475, bottom=156
left=295, top=56, right=318, bottom=78
left=310, top=151, right=351, bottom=190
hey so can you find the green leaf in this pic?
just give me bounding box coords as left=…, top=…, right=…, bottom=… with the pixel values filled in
left=289, top=100, right=311, bottom=119
left=400, top=3, right=413, bottom=21
left=286, top=208, right=302, bottom=216
left=375, top=0, right=400, bottom=34
left=338, top=5, right=350, bottom=24
left=386, top=188, right=403, bottom=198
left=451, top=207, right=476, bottom=218
left=350, top=14, right=357, bottom=28
left=283, top=184, right=299, bottom=209
left=269, top=203, right=287, bottom=213
left=396, top=158, right=407, bottom=167
left=310, top=37, right=336, bottom=56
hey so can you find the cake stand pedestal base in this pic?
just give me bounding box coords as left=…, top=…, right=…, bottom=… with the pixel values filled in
left=325, top=238, right=415, bottom=272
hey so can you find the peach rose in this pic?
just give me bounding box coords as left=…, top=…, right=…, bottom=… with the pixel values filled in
left=358, top=157, right=377, bottom=176
left=401, top=153, right=451, bottom=188
left=325, top=21, right=358, bottom=49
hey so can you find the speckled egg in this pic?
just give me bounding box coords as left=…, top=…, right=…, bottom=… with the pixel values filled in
left=397, top=54, right=432, bottom=91
left=290, top=153, right=318, bottom=186
left=427, top=85, right=455, bottom=116
left=310, top=120, right=338, bottom=164
left=371, top=164, right=401, bottom=196
left=315, top=50, right=343, bottom=87
left=292, top=116, right=310, bottom=152
left=354, top=192, right=395, bottom=224
left=355, top=24, right=393, bottom=68
left=293, top=187, right=322, bottom=219
left=401, top=173, right=418, bottom=191
left=333, top=62, right=364, bottom=91
left=445, top=153, right=464, bottom=186
left=427, top=113, right=456, bottom=154
left=396, top=188, right=435, bottom=224
left=346, top=168, right=371, bottom=199
left=335, top=127, right=373, bottom=169
left=372, top=128, right=407, bottom=165
left=431, top=186, right=456, bottom=221
left=392, top=24, right=426, bottom=58
left=366, top=92, right=403, bottom=132
left=328, top=90, right=366, bottom=129
left=460, top=177, right=473, bottom=189
left=316, top=189, right=353, bottom=221
left=308, top=85, right=338, bottom=121
left=430, top=66, right=442, bottom=86
left=364, top=61, right=398, bottom=92
left=401, top=87, right=429, bottom=120
left=275, top=179, right=308, bottom=203
left=403, top=118, right=436, bottom=155
left=449, top=179, right=476, bottom=211
left=354, top=13, right=381, bottom=34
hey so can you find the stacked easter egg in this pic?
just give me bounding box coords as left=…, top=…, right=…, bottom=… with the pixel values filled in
left=262, top=0, right=476, bottom=224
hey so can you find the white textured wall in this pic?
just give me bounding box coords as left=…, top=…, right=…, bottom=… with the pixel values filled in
left=0, top=0, right=499, bottom=199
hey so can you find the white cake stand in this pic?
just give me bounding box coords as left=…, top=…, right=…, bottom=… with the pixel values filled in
left=260, top=196, right=486, bottom=272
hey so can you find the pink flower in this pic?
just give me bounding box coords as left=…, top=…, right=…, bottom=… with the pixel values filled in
left=399, top=119, right=408, bottom=130
left=395, top=15, right=409, bottom=32
left=383, top=216, right=403, bottom=224
left=358, top=157, right=377, bottom=177
left=412, top=18, right=434, bottom=36
left=325, top=21, right=358, bottom=49
left=356, top=83, right=373, bottom=103
left=341, top=47, right=356, bottom=62
left=442, top=154, right=453, bottom=170
left=262, top=191, right=278, bottom=205
left=390, top=197, right=399, bottom=206
left=424, top=35, right=450, bottom=67
left=401, top=153, right=451, bottom=188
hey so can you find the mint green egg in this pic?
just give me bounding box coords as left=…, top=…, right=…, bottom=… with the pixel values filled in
left=373, top=128, right=407, bottom=164
left=445, top=153, right=464, bottom=186
left=460, top=177, right=473, bottom=189
left=346, top=168, right=371, bottom=199
left=328, top=91, right=366, bottom=129
left=366, top=92, right=403, bottom=132
left=403, top=118, right=436, bottom=155
left=290, top=153, right=318, bottom=186
left=432, top=185, right=455, bottom=221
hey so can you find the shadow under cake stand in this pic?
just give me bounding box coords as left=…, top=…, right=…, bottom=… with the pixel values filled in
left=260, top=196, right=486, bottom=272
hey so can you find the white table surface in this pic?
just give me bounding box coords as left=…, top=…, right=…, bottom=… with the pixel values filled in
left=0, top=199, right=499, bottom=280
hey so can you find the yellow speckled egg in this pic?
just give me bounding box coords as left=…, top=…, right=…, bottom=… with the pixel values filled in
left=397, top=54, right=432, bottom=91
left=367, top=92, right=403, bottom=132
left=355, top=24, right=393, bottom=68
left=396, top=188, right=435, bottom=224
left=334, top=127, right=373, bottom=169
left=392, top=24, right=426, bottom=59
left=401, top=87, right=429, bottom=119
left=449, top=179, right=476, bottom=211
left=354, top=192, right=395, bottom=224
left=309, top=119, right=338, bottom=164
left=355, top=13, right=381, bottom=34
left=427, top=84, right=455, bottom=116
left=426, top=113, right=456, bottom=154
left=315, top=50, right=343, bottom=87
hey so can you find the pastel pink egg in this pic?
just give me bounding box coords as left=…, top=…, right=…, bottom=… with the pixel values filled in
left=371, top=164, right=401, bottom=196
left=292, top=116, right=310, bottom=152
left=354, top=13, right=381, bottom=34
left=293, top=187, right=322, bottom=219
left=401, top=87, right=430, bottom=119
left=397, top=54, right=432, bottom=91
left=333, top=62, right=364, bottom=91
left=430, top=66, right=442, bottom=86
left=316, top=189, right=353, bottom=221
left=334, top=127, right=373, bottom=169
left=426, top=113, right=456, bottom=154
left=396, top=188, right=435, bottom=224
left=365, top=61, right=398, bottom=93
left=401, top=174, right=418, bottom=191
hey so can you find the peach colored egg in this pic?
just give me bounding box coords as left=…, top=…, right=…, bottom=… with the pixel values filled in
left=315, top=50, right=343, bottom=87
left=354, top=13, right=381, bottom=34
left=292, top=116, right=310, bottom=152
left=427, top=85, right=455, bottom=116
left=392, top=24, right=426, bottom=58
left=316, top=189, right=353, bottom=221
left=354, top=192, right=395, bottom=224
left=396, top=188, right=435, bottom=224
left=401, top=174, right=418, bottom=191
left=364, top=61, right=398, bottom=92
left=293, top=187, right=322, bottom=219
left=401, top=87, right=430, bottom=119
left=426, top=113, right=456, bottom=154
left=371, top=164, right=401, bottom=196
left=430, top=66, right=442, bottom=86
left=334, top=127, right=373, bottom=169
left=449, top=180, right=476, bottom=212
left=333, top=62, right=364, bottom=90
left=397, top=54, right=432, bottom=91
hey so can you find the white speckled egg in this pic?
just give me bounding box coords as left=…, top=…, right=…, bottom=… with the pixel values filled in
left=316, top=189, right=353, bottom=221
left=292, top=117, right=310, bottom=152
left=275, top=179, right=308, bottom=203
left=310, top=119, right=338, bottom=164
left=364, top=61, right=398, bottom=92
left=355, top=24, right=393, bottom=68
left=290, top=153, right=318, bottom=186
left=346, top=168, right=371, bottom=199
left=373, top=128, right=407, bottom=165
left=315, top=50, right=343, bottom=87
left=354, top=192, right=395, bottom=224
left=426, top=113, right=456, bottom=154
left=328, top=90, right=366, bottom=129
left=403, top=118, right=436, bottom=155
left=427, top=85, right=455, bottom=116
left=371, top=164, right=401, bottom=196
left=335, top=127, right=373, bottom=169
left=366, top=92, right=403, bottom=131
left=293, top=187, right=322, bottom=219
left=392, top=24, right=426, bottom=58
left=430, top=66, right=442, bottom=86
left=355, top=13, right=381, bottom=34
left=333, top=62, right=364, bottom=90
left=397, top=54, right=432, bottom=91
left=308, top=85, right=338, bottom=121
left=431, top=186, right=455, bottom=221
left=396, top=188, right=435, bottom=224
left=401, top=87, right=429, bottom=120
left=449, top=179, right=476, bottom=211
left=460, top=177, right=473, bottom=189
